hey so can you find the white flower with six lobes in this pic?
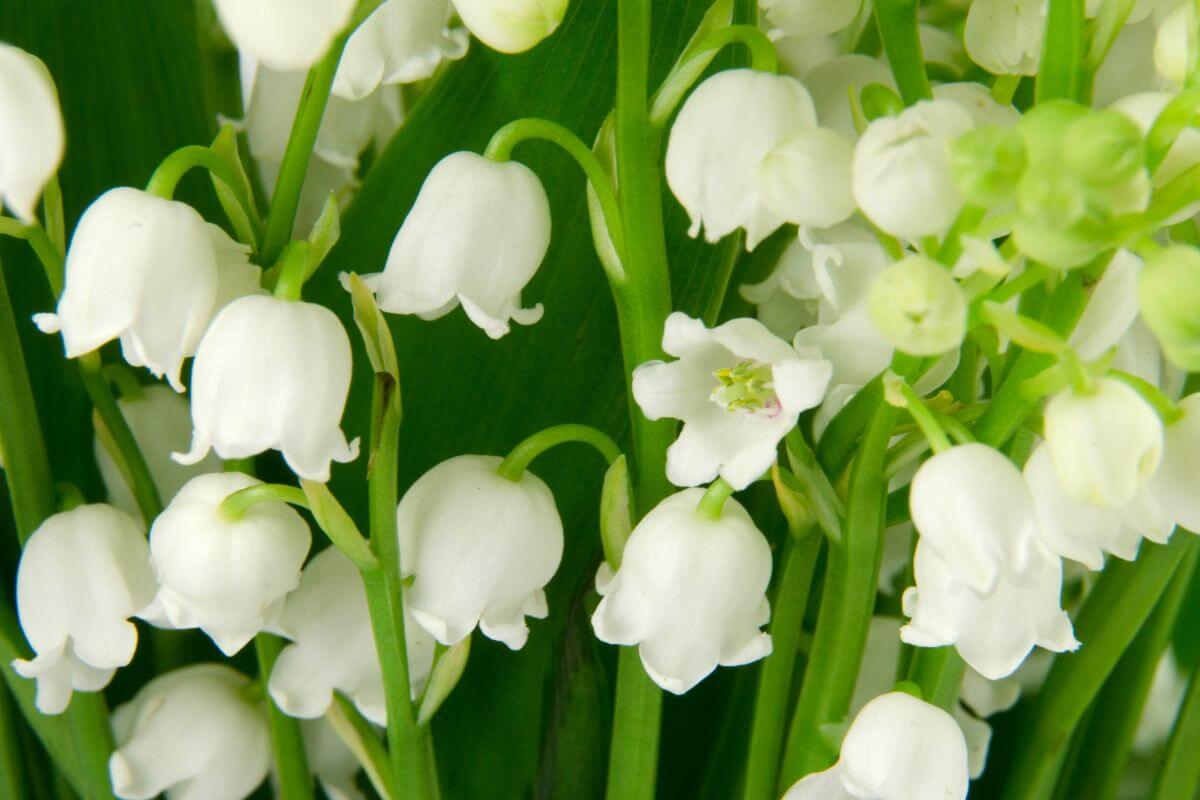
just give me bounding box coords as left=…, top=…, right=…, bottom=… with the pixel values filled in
left=109, top=664, right=270, bottom=800
left=633, top=313, right=833, bottom=490
left=0, top=43, right=64, bottom=222
left=852, top=99, right=975, bottom=241
left=397, top=455, right=563, bottom=649
left=34, top=188, right=261, bottom=391
left=591, top=489, right=773, bottom=694
left=452, top=0, right=568, bottom=54
left=95, top=385, right=223, bottom=516
left=174, top=294, right=360, bottom=481
left=333, top=0, right=467, bottom=100
left=138, top=472, right=311, bottom=656
left=782, top=691, right=970, bottom=800
left=1043, top=377, right=1164, bottom=508
left=665, top=69, right=856, bottom=249
left=12, top=504, right=156, bottom=715
left=212, top=0, right=355, bottom=71
left=269, top=547, right=435, bottom=726
left=367, top=151, right=550, bottom=339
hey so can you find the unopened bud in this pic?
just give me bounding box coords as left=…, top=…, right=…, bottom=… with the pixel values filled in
left=1138, top=245, right=1200, bottom=371
left=868, top=256, right=967, bottom=356
left=951, top=125, right=1027, bottom=206
left=1063, top=110, right=1145, bottom=187
left=1017, top=99, right=1089, bottom=164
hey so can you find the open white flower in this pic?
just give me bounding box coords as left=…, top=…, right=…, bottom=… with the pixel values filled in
left=334, top=0, right=467, bottom=100
left=591, top=489, right=773, bottom=694
left=367, top=151, right=549, bottom=338
left=12, top=504, right=156, bottom=714
left=665, top=69, right=855, bottom=248
left=0, top=43, right=64, bottom=222
left=139, top=472, right=310, bottom=656
left=397, top=455, right=562, bottom=649
left=95, top=385, right=223, bottom=516
left=109, top=664, right=270, bottom=800
left=964, top=0, right=1044, bottom=75
left=174, top=294, right=360, bottom=481
left=34, top=188, right=260, bottom=391
left=269, top=547, right=435, bottom=726
left=452, top=0, right=568, bottom=53
left=782, top=691, right=969, bottom=800
left=633, top=313, right=832, bottom=490
left=853, top=99, right=974, bottom=240
left=212, top=0, right=355, bottom=71
left=1043, top=377, right=1163, bottom=508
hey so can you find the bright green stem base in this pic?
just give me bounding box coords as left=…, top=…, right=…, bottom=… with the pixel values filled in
left=255, top=635, right=312, bottom=800
left=605, top=648, right=663, bottom=800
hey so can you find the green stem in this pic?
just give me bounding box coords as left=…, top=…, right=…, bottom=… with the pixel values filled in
left=687, top=24, right=778, bottom=73
left=873, top=0, right=932, bottom=105
left=496, top=423, right=622, bottom=482
left=695, top=478, right=736, bottom=521
left=1036, top=0, right=1087, bottom=103
left=42, top=177, right=66, bottom=256
left=0, top=676, right=28, bottom=800
left=0, top=220, right=64, bottom=296
left=144, top=144, right=261, bottom=248
left=272, top=241, right=311, bottom=301
left=741, top=532, right=822, bottom=800
left=1000, top=535, right=1196, bottom=800
left=1151, top=644, right=1200, bottom=800
left=255, top=635, right=313, bottom=800
left=1110, top=369, right=1185, bottom=423
left=219, top=483, right=309, bottom=517
left=887, top=375, right=952, bottom=453
left=905, top=647, right=966, bottom=710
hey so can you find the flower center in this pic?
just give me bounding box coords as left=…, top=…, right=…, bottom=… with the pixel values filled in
left=711, top=360, right=780, bottom=415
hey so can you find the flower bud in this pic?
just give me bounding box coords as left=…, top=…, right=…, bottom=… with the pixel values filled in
left=761, top=0, right=864, bottom=38
left=782, top=692, right=969, bottom=800
left=174, top=295, right=360, bottom=481
left=139, top=473, right=311, bottom=656
left=964, top=0, right=1044, bottom=75
left=1016, top=99, right=1089, bottom=164
left=951, top=125, right=1027, bottom=206
left=12, top=505, right=156, bottom=714
left=0, top=43, right=64, bottom=223
left=1154, top=1, right=1198, bottom=84
left=591, top=489, right=773, bottom=694
left=452, top=0, right=568, bottom=53
left=34, top=188, right=261, bottom=391
left=396, top=455, right=563, bottom=649
left=1017, top=168, right=1089, bottom=228
left=758, top=127, right=857, bottom=230
left=213, top=0, right=355, bottom=71
left=867, top=256, right=966, bottom=357
left=1138, top=245, right=1200, bottom=371
left=369, top=151, right=549, bottom=338
left=1062, top=109, right=1146, bottom=187
left=109, top=665, right=270, bottom=800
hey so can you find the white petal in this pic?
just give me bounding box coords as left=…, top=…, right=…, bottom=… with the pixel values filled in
left=452, top=0, right=568, bottom=53
left=0, top=44, right=64, bottom=222
left=1148, top=394, right=1200, bottom=532
left=334, top=0, right=466, bottom=99
left=964, top=0, right=1044, bottom=75
left=803, top=54, right=895, bottom=138
left=213, top=0, right=355, bottom=71
left=759, top=127, right=856, bottom=229
left=1068, top=249, right=1143, bottom=360
left=762, top=0, right=864, bottom=38
left=781, top=766, right=855, bottom=800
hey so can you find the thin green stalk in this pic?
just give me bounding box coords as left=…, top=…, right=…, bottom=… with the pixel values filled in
left=1151, top=645, right=1200, bottom=800
left=873, top=0, right=932, bottom=105
left=905, top=647, right=966, bottom=710
left=497, top=423, right=622, bottom=481
left=1000, top=535, right=1196, bottom=800
left=1036, top=0, right=1087, bottom=103
left=0, top=681, right=28, bottom=800
left=741, top=533, right=822, bottom=800
left=255, top=635, right=312, bottom=799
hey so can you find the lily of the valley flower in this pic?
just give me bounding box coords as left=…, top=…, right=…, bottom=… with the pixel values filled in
left=867, top=255, right=967, bottom=357
left=0, top=43, right=64, bottom=222
left=963, top=0, right=1044, bottom=75
left=109, top=664, right=270, bottom=800
left=591, top=489, right=773, bottom=694
left=303, top=718, right=369, bottom=800
left=34, top=188, right=261, bottom=391
left=761, top=0, right=863, bottom=38
left=665, top=69, right=856, bottom=249
left=174, top=294, right=360, bottom=481
left=1147, top=393, right=1200, bottom=533
left=95, top=385, right=223, bottom=516
left=212, top=0, right=355, bottom=71
left=452, top=0, right=568, bottom=53
left=1043, top=377, right=1163, bottom=508
left=139, top=473, right=311, bottom=656
left=782, top=691, right=970, bottom=800
left=368, top=151, right=550, bottom=339
left=12, top=504, right=156, bottom=714
left=396, top=455, right=562, bottom=648
left=269, top=547, right=435, bottom=725
left=633, top=313, right=832, bottom=490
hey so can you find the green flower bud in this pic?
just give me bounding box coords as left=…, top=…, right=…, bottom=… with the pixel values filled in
left=951, top=125, right=1027, bottom=206
left=1017, top=99, right=1089, bottom=164
left=1138, top=245, right=1200, bottom=371
left=1010, top=213, right=1112, bottom=269
left=861, top=83, right=904, bottom=121
left=1017, top=167, right=1089, bottom=228
left=868, top=255, right=967, bottom=356
left=1063, top=110, right=1146, bottom=187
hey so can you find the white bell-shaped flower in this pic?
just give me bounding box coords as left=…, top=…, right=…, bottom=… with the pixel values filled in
left=34, top=188, right=260, bottom=391
left=452, top=0, right=568, bottom=53
left=901, top=539, right=1078, bottom=680
left=591, top=488, right=773, bottom=694
left=1043, top=377, right=1163, bottom=508
left=964, top=0, right=1044, bottom=75
left=1025, top=443, right=1172, bottom=569
left=782, top=691, right=970, bottom=800
left=761, top=0, right=864, bottom=38
left=908, top=444, right=1039, bottom=594
left=96, top=385, right=223, bottom=515
left=174, top=294, right=360, bottom=481
left=666, top=69, right=854, bottom=248
left=396, top=455, right=562, bottom=648
left=11, top=504, right=156, bottom=714
left=333, top=0, right=467, bottom=100
left=109, top=664, right=270, bottom=800
left=0, top=43, right=64, bottom=223
left=139, top=472, right=310, bottom=655
left=853, top=99, right=974, bottom=240
left=633, top=312, right=832, bottom=490
left=212, top=0, right=355, bottom=71
left=367, top=151, right=549, bottom=338
left=269, top=547, right=435, bottom=726
left=1147, top=394, right=1200, bottom=533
